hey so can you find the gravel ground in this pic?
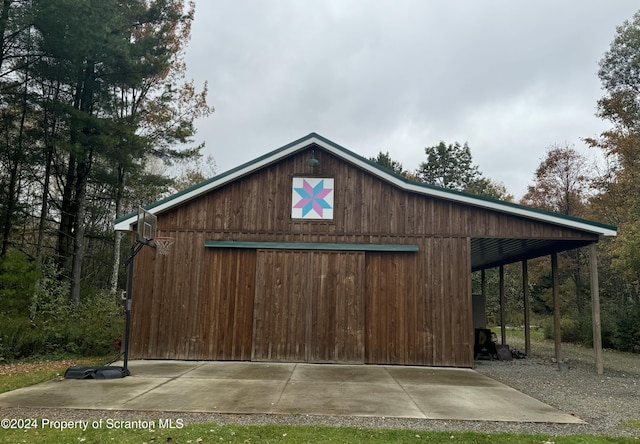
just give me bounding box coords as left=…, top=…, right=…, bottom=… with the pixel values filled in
left=472, top=342, right=640, bottom=438
left=1, top=340, right=639, bottom=438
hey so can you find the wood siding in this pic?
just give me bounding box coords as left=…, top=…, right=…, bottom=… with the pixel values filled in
left=130, top=234, right=255, bottom=360
left=365, top=238, right=472, bottom=367
left=252, top=250, right=365, bottom=363
left=129, top=146, right=591, bottom=367
left=161, top=150, right=598, bottom=242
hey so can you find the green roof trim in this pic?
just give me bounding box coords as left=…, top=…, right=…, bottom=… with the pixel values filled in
left=204, top=240, right=419, bottom=252
left=307, top=133, right=618, bottom=233
left=114, top=135, right=318, bottom=226
left=114, top=132, right=616, bottom=237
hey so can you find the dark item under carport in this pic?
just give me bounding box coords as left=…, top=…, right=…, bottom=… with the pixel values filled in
left=474, top=328, right=497, bottom=360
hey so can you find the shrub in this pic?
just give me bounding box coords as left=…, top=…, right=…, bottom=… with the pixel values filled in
left=0, top=250, right=39, bottom=316
left=0, top=316, right=43, bottom=361
left=505, top=312, right=524, bottom=326
left=29, top=258, right=71, bottom=321
left=0, top=258, right=124, bottom=361
left=69, top=291, right=124, bottom=355
left=1, top=293, right=124, bottom=361
left=573, top=309, right=618, bottom=350
left=541, top=308, right=630, bottom=351
left=542, top=316, right=588, bottom=344
left=613, top=304, right=640, bottom=353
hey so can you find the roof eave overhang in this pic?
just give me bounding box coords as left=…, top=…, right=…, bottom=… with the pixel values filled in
left=114, top=133, right=618, bottom=238
left=114, top=135, right=317, bottom=231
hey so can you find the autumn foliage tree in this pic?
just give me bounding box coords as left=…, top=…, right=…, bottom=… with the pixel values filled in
left=521, top=145, right=593, bottom=323
left=587, top=11, right=640, bottom=289
left=582, top=10, right=640, bottom=351
left=521, top=144, right=591, bottom=216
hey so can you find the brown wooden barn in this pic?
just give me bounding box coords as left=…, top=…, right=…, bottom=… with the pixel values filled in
left=114, top=133, right=616, bottom=368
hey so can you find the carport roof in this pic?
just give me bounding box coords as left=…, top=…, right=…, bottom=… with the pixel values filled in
left=471, top=237, right=594, bottom=271
left=115, top=133, right=616, bottom=269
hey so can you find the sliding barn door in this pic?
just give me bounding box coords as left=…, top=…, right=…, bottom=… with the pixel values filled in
left=252, top=250, right=365, bottom=363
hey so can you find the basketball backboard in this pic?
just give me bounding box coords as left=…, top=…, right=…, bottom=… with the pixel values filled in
left=136, top=207, right=157, bottom=242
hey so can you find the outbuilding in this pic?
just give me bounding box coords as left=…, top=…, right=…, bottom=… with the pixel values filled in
left=114, top=133, right=616, bottom=368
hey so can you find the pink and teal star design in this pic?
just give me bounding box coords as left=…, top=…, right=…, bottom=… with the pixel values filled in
left=291, top=178, right=334, bottom=219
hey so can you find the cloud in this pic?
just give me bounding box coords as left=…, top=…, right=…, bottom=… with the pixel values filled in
left=185, top=0, right=638, bottom=199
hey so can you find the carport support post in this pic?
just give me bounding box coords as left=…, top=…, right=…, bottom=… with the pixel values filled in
left=499, top=265, right=506, bottom=344
left=552, top=252, right=562, bottom=364
left=590, top=243, right=604, bottom=375
left=481, top=269, right=487, bottom=333
left=522, top=260, right=531, bottom=356
left=481, top=269, right=486, bottom=317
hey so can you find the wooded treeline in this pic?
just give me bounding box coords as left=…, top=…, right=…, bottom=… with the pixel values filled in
left=508, top=12, right=640, bottom=353
left=0, top=0, right=212, bottom=304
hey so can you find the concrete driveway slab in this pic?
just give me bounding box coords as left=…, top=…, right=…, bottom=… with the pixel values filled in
left=0, top=360, right=584, bottom=424
left=386, top=366, right=500, bottom=387
left=275, top=380, right=425, bottom=417
left=0, top=377, right=167, bottom=410
left=183, top=362, right=295, bottom=380
left=122, top=378, right=288, bottom=413
left=290, top=364, right=396, bottom=384
left=118, top=361, right=204, bottom=378
left=406, top=383, right=582, bottom=423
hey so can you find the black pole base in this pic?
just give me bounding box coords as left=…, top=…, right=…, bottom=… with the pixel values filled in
left=64, top=365, right=130, bottom=379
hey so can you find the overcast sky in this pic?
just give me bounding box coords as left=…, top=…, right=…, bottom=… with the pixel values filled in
left=184, top=1, right=639, bottom=199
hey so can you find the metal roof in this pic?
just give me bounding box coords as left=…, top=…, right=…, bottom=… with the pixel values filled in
left=470, top=237, right=593, bottom=271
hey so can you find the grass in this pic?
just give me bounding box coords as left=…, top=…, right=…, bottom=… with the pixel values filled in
left=621, top=419, right=640, bottom=429
left=0, top=356, right=112, bottom=394
left=488, top=324, right=546, bottom=341
left=0, top=423, right=634, bottom=444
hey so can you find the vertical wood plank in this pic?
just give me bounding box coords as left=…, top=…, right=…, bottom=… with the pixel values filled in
left=253, top=250, right=364, bottom=363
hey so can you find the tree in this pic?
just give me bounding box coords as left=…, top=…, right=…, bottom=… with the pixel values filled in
left=520, top=144, right=593, bottom=315
left=598, top=11, right=640, bottom=108
left=94, top=0, right=214, bottom=294
left=369, top=151, right=407, bottom=176
left=415, top=141, right=512, bottom=200
left=1, top=0, right=215, bottom=303
left=465, top=177, right=513, bottom=201
left=521, top=144, right=591, bottom=216
left=29, top=0, right=143, bottom=302
left=169, top=154, right=218, bottom=193
left=417, top=141, right=480, bottom=190
left=574, top=9, right=640, bottom=352
left=0, top=0, right=37, bottom=258
left=588, top=9, right=640, bottom=285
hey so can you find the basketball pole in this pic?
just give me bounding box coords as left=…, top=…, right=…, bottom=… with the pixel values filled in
left=122, top=239, right=146, bottom=376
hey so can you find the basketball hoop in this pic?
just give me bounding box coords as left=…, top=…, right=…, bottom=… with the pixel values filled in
left=151, top=236, right=175, bottom=255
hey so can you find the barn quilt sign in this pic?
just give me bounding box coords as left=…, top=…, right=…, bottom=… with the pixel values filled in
left=291, top=177, right=334, bottom=219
